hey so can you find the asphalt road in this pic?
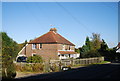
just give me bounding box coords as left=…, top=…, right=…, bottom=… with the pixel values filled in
left=15, top=63, right=120, bottom=80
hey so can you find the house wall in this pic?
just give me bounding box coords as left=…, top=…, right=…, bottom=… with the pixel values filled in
left=19, top=43, right=75, bottom=61
left=19, top=44, right=59, bottom=61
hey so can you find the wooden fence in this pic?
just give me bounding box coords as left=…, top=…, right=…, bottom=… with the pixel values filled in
left=50, top=57, right=104, bottom=66
left=15, top=57, right=104, bottom=72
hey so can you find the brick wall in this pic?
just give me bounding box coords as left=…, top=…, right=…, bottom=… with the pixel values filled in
left=19, top=44, right=58, bottom=61
left=19, top=43, right=75, bottom=61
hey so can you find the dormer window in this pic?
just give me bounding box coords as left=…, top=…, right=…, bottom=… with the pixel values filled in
left=32, top=44, right=37, bottom=49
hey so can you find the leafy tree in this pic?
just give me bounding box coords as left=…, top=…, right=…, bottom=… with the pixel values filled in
left=83, top=50, right=101, bottom=58
left=98, top=39, right=109, bottom=56
left=80, top=33, right=103, bottom=58
left=75, top=48, right=80, bottom=53
left=91, top=33, right=101, bottom=50
left=24, top=40, right=28, bottom=46
left=80, top=45, right=89, bottom=58
left=106, top=48, right=116, bottom=62
left=85, top=36, right=91, bottom=51
left=2, top=32, right=19, bottom=59
left=18, top=40, right=28, bottom=52
left=1, top=32, right=19, bottom=79
left=100, top=39, right=108, bottom=51
left=27, top=55, right=43, bottom=63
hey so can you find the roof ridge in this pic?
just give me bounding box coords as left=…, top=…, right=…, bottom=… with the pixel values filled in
left=57, top=33, right=75, bottom=46
left=28, top=30, right=75, bottom=46
left=50, top=31, right=58, bottom=42
left=29, top=32, right=50, bottom=43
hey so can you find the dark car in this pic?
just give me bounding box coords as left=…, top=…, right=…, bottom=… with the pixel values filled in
left=17, top=56, right=27, bottom=62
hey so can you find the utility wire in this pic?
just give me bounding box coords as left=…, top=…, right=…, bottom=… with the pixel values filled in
left=55, top=2, right=93, bottom=34
left=34, top=3, right=60, bottom=30
left=23, top=3, right=45, bottom=32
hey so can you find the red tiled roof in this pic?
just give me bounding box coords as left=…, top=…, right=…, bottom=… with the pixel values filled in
left=58, top=51, right=77, bottom=54
left=29, top=31, right=75, bottom=46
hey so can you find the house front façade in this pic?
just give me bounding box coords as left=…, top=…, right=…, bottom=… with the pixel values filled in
left=17, top=28, right=80, bottom=62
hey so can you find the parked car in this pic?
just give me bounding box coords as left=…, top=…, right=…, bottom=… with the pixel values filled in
left=61, top=66, right=71, bottom=71
left=17, top=56, right=27, bottom=62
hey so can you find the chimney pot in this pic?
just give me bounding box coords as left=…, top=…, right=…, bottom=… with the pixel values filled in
left=50, top=28, right=57, bottom=33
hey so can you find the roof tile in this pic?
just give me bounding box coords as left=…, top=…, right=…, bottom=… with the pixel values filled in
left=29, top=31, right=75, bottom=46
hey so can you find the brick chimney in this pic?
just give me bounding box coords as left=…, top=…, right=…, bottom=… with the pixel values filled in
left=50, top=28, right=57, bottom=33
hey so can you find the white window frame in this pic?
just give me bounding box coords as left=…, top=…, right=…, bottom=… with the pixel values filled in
left=32, top=53, right=36, bottom=56
left=39, top=43, right=42, bottom=49
left=70, top=46, right=72, bottom=50
left=32, top=44, right=37, bottom=49
left=62, top=44, right=65, bottom=50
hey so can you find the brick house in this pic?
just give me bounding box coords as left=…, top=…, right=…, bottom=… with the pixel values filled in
left=17, top=28, right=79, bottom=62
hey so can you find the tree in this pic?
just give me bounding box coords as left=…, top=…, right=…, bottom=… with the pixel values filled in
left=18, top=40, right=28, bottom=52
left=100, top=39, right=108, bottom=51
left=80, top=45, right=89, bottom=58
left=85, top=36, right=92, bottom=51
left=83, top=50, right=101, bottom=58
left=91, top=33, right=101, bottom=50
left=80, top=33, right=103, bottom=58
left=75, top=48, right=80, bottom=53
left=1, top=32, right=19, bottom=79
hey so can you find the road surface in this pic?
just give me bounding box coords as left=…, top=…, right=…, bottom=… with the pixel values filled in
left=15, top=63, right=120, bottom=80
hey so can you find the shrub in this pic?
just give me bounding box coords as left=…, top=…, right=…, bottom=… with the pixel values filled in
left=26, top=55, right=43, bottom=63
left=2, top=61, right=16, bottom=79
left=82, top=50, right=101, bottom=58
left=15, top=63, right=44, bottom=72
left=50, top=64, right=60, bottom=72
left=32, top=64, right=44, bottom=72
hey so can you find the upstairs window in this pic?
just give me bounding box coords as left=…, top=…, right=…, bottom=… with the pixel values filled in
left=69, top=46, right=70, bottom=50
left=62, top=44, right=65, bottom=50
left=39, top=43, right=42, bottom=49
left=32, top=44, right=37, bottom=49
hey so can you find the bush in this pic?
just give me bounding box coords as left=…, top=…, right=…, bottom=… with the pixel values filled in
left=26, top=55, right=43, bottom=63
left=82, top=50, right=101, bottom=58
left=15, top=63, right=44, bottom=72
left=50, top=64, right=60, bottom=72
left=2, top=61, right=16, bottom=79
left=32, top=64, right=44, bottom=72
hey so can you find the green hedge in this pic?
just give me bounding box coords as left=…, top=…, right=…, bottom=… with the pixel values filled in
left=82, top=50, right=101, bottom=58
left=26, top=55, right=43, bottom=63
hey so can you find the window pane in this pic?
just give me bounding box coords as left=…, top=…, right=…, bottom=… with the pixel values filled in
left=40, top=44, right=42, bottom=48
left=32, top=44, right=37, bottom=49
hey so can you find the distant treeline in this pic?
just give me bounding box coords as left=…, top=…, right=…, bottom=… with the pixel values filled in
left=75, top=33, right=119, bottom=62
